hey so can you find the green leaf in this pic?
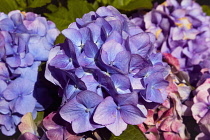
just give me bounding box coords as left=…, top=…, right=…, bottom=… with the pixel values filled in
left=97, top=0, right=152, bottom=11
left=0, top=0, right=19, bottom=14
left=45, top=0, right=98, bottom=31
left=27, top=0, right=51, bottom=8
left=34, top=111, right=45, bottom=125
left=202, top=5, right=210, bottom=16
left=55, top=34, right=65, bottom=44
left=110, top=125, right=147, bottom=140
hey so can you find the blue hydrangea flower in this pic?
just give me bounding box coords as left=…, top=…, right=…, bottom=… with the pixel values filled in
left=46, top=6, right=169, bottom=135
left=133, top=0, right=210, bottom=73
left=60, top=90, right=103, bottom=133
left=93, top=92, right=146, bottom=136
left=0, top=10, right=59, bottom=136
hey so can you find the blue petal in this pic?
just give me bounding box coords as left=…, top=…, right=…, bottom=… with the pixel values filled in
left=1, top=125, right=16, bottom=136
left=62, top=28, right=82, bottom=46
left=106, top=111, right=127, bottom=136
left=0, top=99, right=10, bottom=114
left=12, top=94, right=36, bottom=115
left=129, top=54, right=152, bottom=72
left=127, top=32, right=150, bottom=55
left=60, top=98, right=86, bottom=123
left=49, top=50, right=74, bottom=70
left=114, top=92, right=139, bottom=106
left=0, top=18, right=15, bottom=31
left=81, top=75, right=99, bottom=93
left=120, top=105, right=146, bottom=125
left=13, top=61, right=41, bottom=82
left=28, top=36, right=50, bottom=61
left=83, top=40, right=98, bottom=58
left=101, top=40, right=125, bottom=64
left=0, top=114, right=13, bottom=130
left=93, top=96, right=117, bottom=125
left=72, top=113, right=95, bottom=133
left=87, top=23, right=102, bottom=45
left=113, top=50, right=131, bottom=73
left=76, top=90, right=103, bottom=108
left=79, top=27, right=91, bottom=45
left=111, top=74, right=131, bottom=94
left=106, top=31, right=123, bottom=44
left=95, top=18, right=112, bottom=36
left=26, top=18, right=47, bottom=36
left=0, top=80, right=7, bottom=93
left=46, top=28, right=60, bottom=45
left=6, top=55, right=21, bottom=68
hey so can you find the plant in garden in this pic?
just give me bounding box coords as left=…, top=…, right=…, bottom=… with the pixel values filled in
left=138, top=69, right=192, bottom=140
left=0, top=10, right=59, bottom=136
left=45, top=5, right=170, bottom=136
left=191, top=73, right=210, bottom=140
left=132, top=0, right=210, bottom=76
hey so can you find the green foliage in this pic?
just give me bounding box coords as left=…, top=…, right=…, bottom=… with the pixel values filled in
left=110, top=125, right=147, bottom=140
left=27, top=0, right=51, bottom=8
left=202, top=5, right=210, bottom=16
left=96, top=0, right=153, bottom=11
left=0, top=0, right=19, bottom=13
left=45, top=0, right=98, bottom=31
left=55, top=34, right=65, bottom=44
left=0, top=0, right=51, bottom=13
left=34, top=111, right=45, bottom=125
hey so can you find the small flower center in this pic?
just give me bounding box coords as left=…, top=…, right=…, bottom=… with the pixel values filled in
left=85, top=108, right=90, bottom=113
left=79, top=44, right=84, bottom=49
left=117, top=106, right=121, bottom=110
left=6, top=78, right=11, bottom=83
left=110, top=61, right=114, bottom=66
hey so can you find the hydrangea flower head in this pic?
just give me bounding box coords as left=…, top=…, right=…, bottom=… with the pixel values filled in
left=138, top=71, right=192, bottom=140
left=192, top=78, right=210, bottom=124
left=0, top=10, right=59, bottom=136
left=46, top=6, right=169, bottom=135
left=132, top=0, right=210, bottom=72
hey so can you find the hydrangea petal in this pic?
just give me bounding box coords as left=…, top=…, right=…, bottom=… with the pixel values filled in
left=93, top=96, right=117, bottom=125
left=106, top=111, right=127, bottom=136
left=120, top=105, right=146, bottom=125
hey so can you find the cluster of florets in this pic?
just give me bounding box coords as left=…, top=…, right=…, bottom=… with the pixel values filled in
left=0, top=10, right=59, bottom=136
left=138, top=71, right=192, bottom=140
left=132, top=0, right=210, bottom=72
left=45, top=6, right=169, bottom=136
left=191, top=71, right=210, bottom=139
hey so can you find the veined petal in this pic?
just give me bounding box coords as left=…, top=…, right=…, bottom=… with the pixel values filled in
left=60, top=98, right=86, bottom=123
left=93, top=96, right=117, bottom=125
left=106, top=111, right=127, bottom=136
left=62, top=28, right=82, bottom=46
left=120, top=105, right=146, bottom=125
left=76, top=90, right=103, bottom=108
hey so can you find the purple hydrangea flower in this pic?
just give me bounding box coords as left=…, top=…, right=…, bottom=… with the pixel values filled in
left=0, top=10, right=59, bottom=136
left=42, top=112, right=82, bottom=140
left=138, top=70, right=192, bottom=140
left=93, top=92, right=146, bottom=136
left=192, top=78, right=210, bottom=124
left=46, top=6, right=169, bottom=135
left=60, top=90, right=103, bottom=133
left=132, top=0, right=210, bottom=73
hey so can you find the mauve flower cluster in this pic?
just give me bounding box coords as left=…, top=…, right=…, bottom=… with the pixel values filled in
left=191, top=72, right=210, bottom=140
left=45, top=6, right=170, bottom=136
left=132, top=0, right=210, bottom=72
left=138, top=71, right=191, bottom=140
left=0, top=10, right=59, bottom=136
